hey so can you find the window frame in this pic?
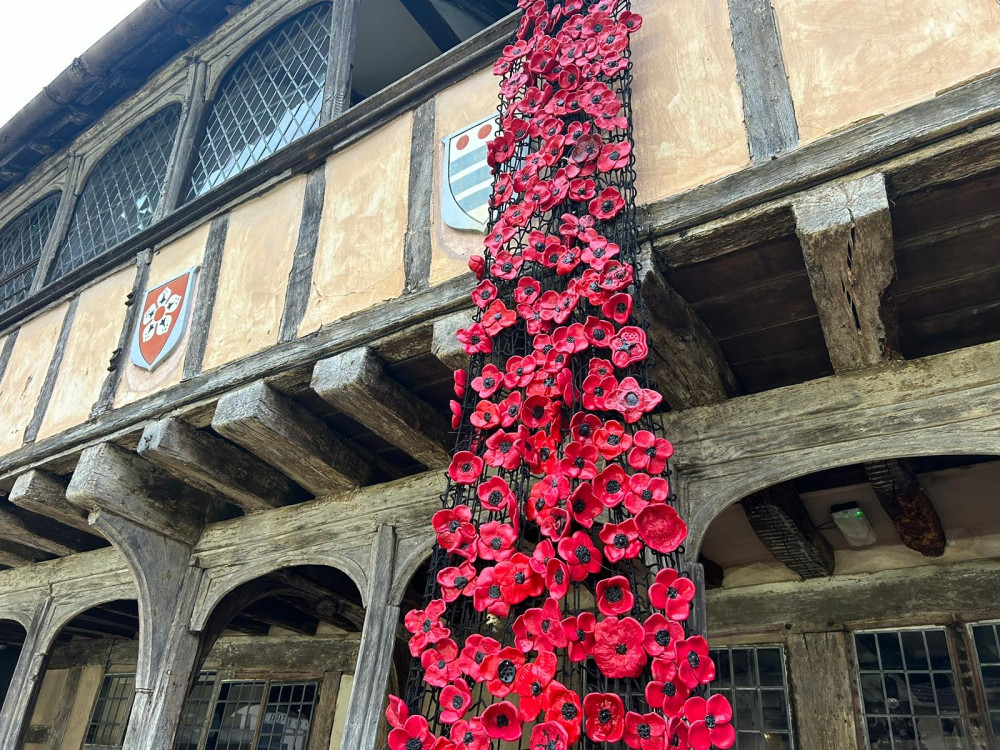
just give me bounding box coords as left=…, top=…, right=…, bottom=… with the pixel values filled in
left=83, top=672, right=137, bottom=750
left=0, top=191, right=62, bottom=313
left=968, top=620, right=1000, bottom=749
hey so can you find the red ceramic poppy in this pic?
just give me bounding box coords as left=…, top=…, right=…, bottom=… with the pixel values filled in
left=597, top=140, right=632, bottom=172
left=522, top=395, right=556, bottom=429
left=559, top=440, right=598, bottom=480
left=404, top=599, right=450, bottom=657
left=477, top=476, right=514, bottom=513
left=503, top=354, right=536, bottom=390
left=389, top=715, right=434, bottom=750
left=583, top=692, right=625, bottom=743
left=515, top=598, right=568, bottom=653
left=386, top=694, right=409, bottom=730
left=676, top=636, right=716, bottom=688
left=437, top=562, right=477, bottom=603
left=599, top=518, right=643, bottom=562
left=515, top=276, right=542, bottom=305
left=545, top=558, right=571, bottom=599
left=458, top=634, right=501, bottom=683
left=537, top=507, right=570, bottom=542
left=566, top=483, right=601, bottom=529
left=552, top=323, right=589, bottom=353
left=483, top=221, right=516, bottom=252
left=580, top=373, right=611, bottom=411
left=468, top=255, right=485, bottom=280
left=544, top=685, right=583, bottom=744
left=592, top=616, right=647, bottom=678
left=664, top=717, right=690, bottom=750
left=456, top=323, right=492, bottom=356
left=646, top=657, right=691, bottom=717
left=482, top=647, right=525, bottom=698
left=643, top=613, right=685, bottom=659
left=589, top=186, right=625, bottom=220
left=449, top=399, right=462, bottom=429
left=594, top=419, right=632, bottom=459
left=593, top=464, right=630, bottom=508
left=530, top=721, right=569, bottom=750
left=569, top=412, right=602, bottom=444
left=557, top=530, right=603, bottom=581
left=453, top=369, right=467, bottom=398
left=596, top=575, right=636, bottom=616
left=568, top=177, right=596, bottom=201
left=481, top=300, right=516, bottom=336
left=609, top=325, right=648, bottom=368
left=472, top=279, right=498, bottom=309
left=421, top=638, right=461, bottom=687
left=685, top=694, right=735, bottom=750
left=471, top=363, right=503, bottom=398
left=628, top=430, right=674, bottom=474
left=477, top=521, right=517, bottom=562
left=602, top=292, right=633, bottom=325
left=481, top=701, right=523, bottom=742
left=432, top=505, right=475, bottom=553
left=491, top=173, right=514, bottom=206
left=495, top=552, right=545, bottom=604
left=597, top=260, right=634, bottom=291
left=470, top=400, right=500, bottom=431
left=513, top=650, right=558, bottom=720
left=440, top=680, right=472, bottom=724
left=619, top=10, right=644, bottom=32
left=576, top=268, right=611, bottom=306
left=450, top=719, right=490, bottom=750
left=583, top=315, right=614, bottom=349
left=625, top=473, right=669, bottom=514
left=562, top=611, right=596, bottom=662
left=636, top=504, right=688, bottom=554
left=649, top=567, right=697, bottom=621
left=472, top=567, right=509, bottom=618
left=489, top=250, right=524, bottom=281
left=582, top=237, right=620, bottom=271
left=483, top=430, right=521, bottom=470
left=623, top=711, right=665, bottom=750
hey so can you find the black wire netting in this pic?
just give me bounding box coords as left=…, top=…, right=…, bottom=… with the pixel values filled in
left=390, top=2, right=734, bottom=749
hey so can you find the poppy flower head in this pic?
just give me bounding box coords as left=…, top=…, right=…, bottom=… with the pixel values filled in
left=495, top=552, right=545, bottom=604
left=584, top=315, right=615, bottom=348
left=481, top=701, right=523, bottom=742
left=471, top=279, right=498, bottom=309
left=440, top=680, right=472, bottom=724
left=530, top=721, right=570, bottom=750
left=477, top=521, right=517, bottom=562
left=625, top=472, right=669, bottom=514
left=556, top=530, right=603, bottom=581
left=583, top=692, right=625, bottom=743
left=458, top=634, right=501, bottom=683
left=684, top=694, right=735, bottom=750
left=599, top=518, right=643, bottom=562
left=592, top=616, right=647, bottom=678
left=594, top=419, right=633, bottom=459
left=388, top=715, right=433, bottom=750
left=636, top=503, right=688, bottom=554
left=623, top=711, right=666, bottom=750
left=676, top=636, right=716, bottom=689
left=456, top=323, right=492, bottom=356
left=544, top=685, right=583, bottom=744
left=513, top=598, right=567, bottom=653
left=649, top=567, right=697, bottom=620
left=628, top=430, right=674, bottom=474
left=596, top=575, right=636, bottom=616
left=432, top=505, right=475, bottom=553
left=512, top=650, right=558, bottom=720
left=471, top=363, right=503, bottom=398
left=645, top=659, right=691, bottom=718
left=643, top=613, right=686, bottom=659
left=386, top=694, right=409, bottom=730
left=421, top=638, right=461, bottom=687
left=606, top=377, right=662, bottom=423
left=562, top=611, right=596, bottom=662
left=594, top=464, right=630, bottom=508
left=450, top=718, right=490, bottom=750
left=437, top=562, right=477, bottom=603
left=590, top=186, right=625, bottom=220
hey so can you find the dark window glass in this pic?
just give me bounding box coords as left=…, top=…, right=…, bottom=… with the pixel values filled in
left=710, top=646, right=796, bottom=749
left=203, top=679, right=320, bottom=750
left=0, top=192, right=60, bottom=312
left=186, top=4, right=332, bottom=199
left=854, top=629, right=968, bottom=749
left=52, top=106, right=181, bottom=281
left=971, top=623, right=1000, bottom=749
left=173, top=672, right=217, bottom=750
left=257, top=681, right=317, bottom=749
left=84, top=673, right=136, bottom=748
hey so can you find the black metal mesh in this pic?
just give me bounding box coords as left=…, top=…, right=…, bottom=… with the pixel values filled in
left=0, top=192, right=60, bottom=312
left=50, top=105, right=181, bottom=281
left=185, top=3, right=332, bottom=200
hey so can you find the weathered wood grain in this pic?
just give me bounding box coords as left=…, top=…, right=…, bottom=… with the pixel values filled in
left=312, top=347, right=451, bottom=468
left=794, top=172, right=899, bottom=372
left=24, top=295, right=78, bottom=445
left=183, top=214, right=229, bottom=379
left=403, top=99, right=435, bottom=294
left=8, top=470, right=101, bottom=537
left=786, top=632, right=861, bottom=748
left=157, top=60, right=208, bottom=218
left=0, top=509, right=77, bottom=557
left=138, top=417, right=301, bottom=513
left=212, top=380, right=369, bottom=494
left=0, top=547, right=34, bottom=568
left=430, top=308, right=473, bottom=373
left=741, top=483, right=835, bottom=579
left=0, top=599, right=52, bottom=748
left=279, top=167, right=326, bottom=343
left=0, top=329, right=19, bottom=384
left=323, top=0, right=363, bottom=121
left=864, top=458, right=946, bottom=557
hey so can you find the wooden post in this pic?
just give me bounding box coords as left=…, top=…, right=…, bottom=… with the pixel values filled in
left=322, top=0, right=363, bottom=121
left=741, top=483, right=835, bottom=579
left=785, top=632, right=861, bottom=748
left=0, top=600, right=54, bottom=749
left=341, top=524, right=398, bottom=750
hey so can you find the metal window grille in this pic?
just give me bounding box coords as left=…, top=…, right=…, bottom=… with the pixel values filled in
left=173, top=672, right=217, bottom=750
left=84, top=673, right=136, bottom=748
left=257, top=681, right=317, bottom=750
left=51, top=105, right=181, bottom=281
left=185, top=3, right=332, bottom=200
left=203, top=679, right=319, bottom=750
left=0, top=192, right=60, bottom=312
left=971, top=622, right=1000, bottom=747
left=710, top=645, right=796, bottom=750
left=854, top=628, right=968, bottom=749
left=205, top=680, right=267, bottom=750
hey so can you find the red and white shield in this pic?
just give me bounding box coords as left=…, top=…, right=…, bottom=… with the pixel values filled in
left=130, top=267, right=199, bottom=371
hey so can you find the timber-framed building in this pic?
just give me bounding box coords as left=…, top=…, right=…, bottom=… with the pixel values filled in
left=0, top=0, right=997, bottom=748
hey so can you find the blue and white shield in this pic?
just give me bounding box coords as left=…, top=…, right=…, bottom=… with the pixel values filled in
left=441, top=115, right=497, bottom=232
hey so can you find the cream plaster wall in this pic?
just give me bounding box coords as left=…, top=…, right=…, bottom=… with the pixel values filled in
left=429, top=68, right=497, bottom=287
left=37, top=268, right=136, bottom=441
left=60, top=666, right=104, bottom=750
left=115, top=223, right=210, bottom=408
left=298, top=115, right=412, bottom=336
left=630, top=0, right=750, bottom=203
left=328, top=673, right=354, bottom=749
left=201, top=175, right=306, bottom=372
left=774, top=0, right=1000, bottom=143
left=0, top=304, right=68, bottom=455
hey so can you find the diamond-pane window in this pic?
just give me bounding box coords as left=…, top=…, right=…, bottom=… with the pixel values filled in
left=51, top=105, right=181, bottom=281
left=0, top=192, right=60, bottom=312
left=186, top=4, right=332, bottom=200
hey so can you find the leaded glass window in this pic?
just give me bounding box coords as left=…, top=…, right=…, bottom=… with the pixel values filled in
left=51, top=105, right=181, bottom=281
left=854, top=628, right=967, bottom=749
left=84, top=673, right=136, bottom=748
left=709, top=645, right=796, bottom=749
left=186, top=4, right=332, bottom=200
left=971, top=622, right=1000, bottom=747
left=0, top=193, right=60, bottom=312
left=174, top=672, right=218, bottom=750
left=204, top=679, right=318, bottom=750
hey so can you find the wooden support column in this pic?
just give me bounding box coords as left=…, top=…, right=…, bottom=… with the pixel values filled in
left=341, top=524, right=398, bottom=750
left=322, top=0, right=362, bottom=121
left=430, top=310, right=472, bottom=373
left=138, top=417, right=301, bottom=513
left=741, top=483, right=835, bottom=579
left=864, top=458, right=946, bottom=557
left=794, top=172, right=899, bottom=372
left=786, top=632, right=861, bottom=748
left=0, top=600, right=53, bottom=749
left=8, top=469, right=102, bottom=537
left=312, top=347, right=451, bottom=468
left=637, top=245, right=740, bottom=409
left=213, top=380, right=369, bottom=495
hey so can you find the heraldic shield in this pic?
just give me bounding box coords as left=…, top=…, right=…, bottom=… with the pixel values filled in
left=441, top=114, right=497, bottom=232
left=130, top=267, right=199, bottom=371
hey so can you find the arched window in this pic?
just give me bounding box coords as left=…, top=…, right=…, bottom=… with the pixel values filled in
left=0, top=193, right=60, bottom=312
left=50, top=105, right=181, bottom=281
left=186, top=4, right=333, bottom=200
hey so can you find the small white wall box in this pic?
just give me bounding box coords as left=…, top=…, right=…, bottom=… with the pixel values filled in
left=830, top=501, right=878, bottom=547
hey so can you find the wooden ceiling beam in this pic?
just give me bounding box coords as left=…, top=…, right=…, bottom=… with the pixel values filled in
left=741, top=482, right=835, bottom=579
left=138, top=417, right=301, bottom=513
left=864, top=458, right=946, bottom=557
left=0, top=508, right=79, bottom=557
left=0, top=547, right=36, bottom=568
left=212, top=381, right=370, bottom=495
left=8, top=469, right=103, bottom=537
left=793, top=172, right=900, bottom=372
left=311, top=347, right=451, bottom=468
left=399, top=0, right=462, bottom=52
left=269, top=570, right=366, bottom=630
left=430, top=310, right=472, bottom=373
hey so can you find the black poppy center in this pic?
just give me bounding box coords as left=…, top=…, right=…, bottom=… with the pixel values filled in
left=655, top=629, right=672, bottom=646
left=646, top=446, right=659, bottom=458
left=610, top=149, right=621, bottom=160
left=663, top=682, right=676, bottom=697
left=454, top=576, right=468, bottom=589
left=452, top=695, right=464, bottom=709
left=407, top=739, right=423, bottom=750
left=532, top=406, right=546, bottom=419
left=514, top=572, right=526, bottom=584
left=592, top=328, right=606, bottom=340
left=577, top=628, right=585, bottom=641
left=495, top=713, right=509, bottom=728
left=614, top=533, right=629, bottom=549
left=607, top=434, right=620, bottom=445
left=601, top=199, right=614, bottom=212
left=598, top=707, right=612, bottom=723
left=606, top=479, right=622, bottom=494
left=489, top=585, right=501, bottom=599
left=667, top=586, right=679, bottom=599
left=578, top=423, right=592, bottom=436
left=615, top=643, right=628, bottom=655
left=642, top=489, right=653, bottom=501
left=422, top=620, right=431, bottom=633
left=463, top=732, right=474, bottom=744
left=497, top=659, right=517, bottom=684
left=437, top=659, right=446, bottom=669
left=470, top=335, right=481, bottom=345
left=489, top=490, right=504, bottom=505
left=574, top=457, right=585, bottom=468
left=625, top=393, right=640, bottom=407
left=573, top=499, right=587, bottom=513
left=484, top=376, right=495, bottom=388
left=594, top=386, right=605, bottom=397
left=706, top=715, right=716, bottom=728
left=688, top=652, right=700, bottom=668
left=541, top=619, right=551, bottom=633
left=461, top=461, right=472, bottom=472
left=605, top=585, right=624, bottom=603
left=474, top=650, right=485, bottom=664
left=449, top=520, right=460, bottom=533
left=554, top=569, right=565, bottom=584
left=531, top=681, right=543, bottom=696
left=561, top=703, right=578, bottom=720
left=501, top=262, right=513, bottom=272
left=499, top=442, right=512, bottom=453
left=491, top=537, right=502, bottom=550
left=575, top=546, right=591, bottom=563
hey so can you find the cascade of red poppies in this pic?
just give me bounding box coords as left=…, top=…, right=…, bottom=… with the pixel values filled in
left=386, top=2, right=735, bottom=749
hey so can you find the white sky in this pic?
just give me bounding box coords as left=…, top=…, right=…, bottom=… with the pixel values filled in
left=0, top=0, right=146, bottom=129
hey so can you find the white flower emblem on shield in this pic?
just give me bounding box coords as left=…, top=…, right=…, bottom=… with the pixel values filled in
left=141, top=286, right=183, bottom=343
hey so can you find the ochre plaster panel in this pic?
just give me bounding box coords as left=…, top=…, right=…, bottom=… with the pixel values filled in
left=298, top=115, right=411, bottom=336
left=774, top=0, right=1000, bottom=143
left=630, top=0, right=750, bottom=203
left=59, top=665, right=104, bottom=750
left=201, top=175, right=306, bottom=372
left=0, top=303, right=68, bottom=455
left=115, top=223, right=210, bottom=408
left=37, top=268, right=135, bottom=440
left=429, top=67, right=497, bottom=287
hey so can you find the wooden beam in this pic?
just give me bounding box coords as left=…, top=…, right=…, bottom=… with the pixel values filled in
left=243, top=600, right=318, bottom=636
left=270, top=570, right=367, bottom=629
left=793, top=172, right=900, bottom=372
left=0, top=547, right=35, bottom=568
left=430, top=309, right=472, bottom=373
left=740, top=483, right=835, bottom=579
left=400, top=0, right=462, bottom=51
left=212, top=381, right=369, bottom=495
left=0, top=508, right=78, bottom=557
left=8, top=470, right=101, bottom=537
left=138, top=417, right=301, bottom=513
left=66, top=442, right=216, bottom=544
left=311, top=347, right=451, bottom=468
left=864, top=458, right=946, bottom=557
left=698, top=554, right=724, bottom=589
left=638, top=246, right=741, bottom=409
